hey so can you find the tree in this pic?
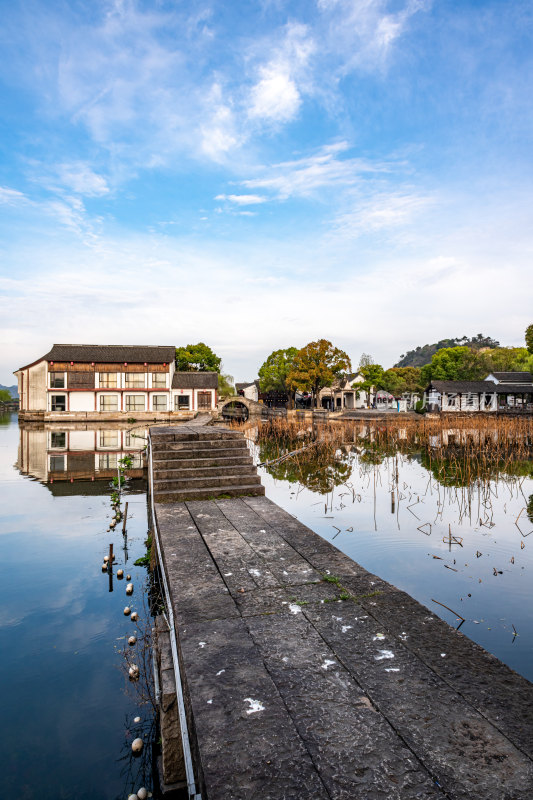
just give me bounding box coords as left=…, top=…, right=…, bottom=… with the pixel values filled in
left=0, top=389, right=12, bottom=403
left=218, top=373, right=235, bottom=398
left=359, top=364, right=384, bottom=406
left=175, top=343, right=221, bottom=372
left=287, top=339, right=351, bottom=407
left=484, top=347, right=530, bottom=372
left=526, top=325, right=533, bottom=355
left=359, top=353, right=374, bottom=368
left=420, top=346, right=487, bottom=384
left=258, top=347, right=298, bottom=407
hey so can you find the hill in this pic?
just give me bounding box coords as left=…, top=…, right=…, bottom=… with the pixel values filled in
left=0, top=384, right=19, bottom=398
left=394, top=334, right=500, bottom=368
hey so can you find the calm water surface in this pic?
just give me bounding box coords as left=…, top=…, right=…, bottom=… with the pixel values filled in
left=0, top=414, right=153, bottom=800
left=252, top=420, right=533, bottom=682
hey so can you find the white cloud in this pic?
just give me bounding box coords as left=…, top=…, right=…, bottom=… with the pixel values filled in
left=215, top=194, right=267, bottom=205
left=0, top=187, right=27, bottom=204
left=331, top=191, right=434, bottom=238
left=248, top=67, right=301, bottom=122
left=57, top=163, right=109, bottom=196
left=241, top=142, right=393, bottom=199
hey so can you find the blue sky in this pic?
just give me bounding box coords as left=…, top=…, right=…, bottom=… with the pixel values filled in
left=1, top=0, right=532, bottom=383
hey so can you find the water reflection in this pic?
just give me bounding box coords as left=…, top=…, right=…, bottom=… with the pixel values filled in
left=246, top=417, right=533, bottom=681
left=1, top=415, right=154, bottom=800
left=16, top=421, right=147, bottom=487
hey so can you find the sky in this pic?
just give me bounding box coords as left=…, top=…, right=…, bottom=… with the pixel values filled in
left=1, top=0, right=533, bottom=384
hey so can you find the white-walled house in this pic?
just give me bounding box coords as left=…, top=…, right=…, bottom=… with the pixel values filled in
left=15, top=344, right=218, bottom=420
left=425, top=372, right=533, bottom=413
left=318, top=372, right=372, bottom=410
left=236, top=381, right=259, bottom=402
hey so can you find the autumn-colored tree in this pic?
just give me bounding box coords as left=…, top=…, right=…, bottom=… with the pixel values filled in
left=175, top=342, right=221, bottom=372
left=287, top=339, right=351, bottom=407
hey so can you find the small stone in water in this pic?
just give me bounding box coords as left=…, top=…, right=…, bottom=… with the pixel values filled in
left=134, top=716, right=141, bottom=723
left=128, top=795, right=138, bottom=800
left=101, top=563, right=107, bottom=571
left=124, top=607, right=131, bottom=616
left=137, top=789, right=148, bottom=800
left=126, top=574, right=131, bottom=581
left=128, top=636, right=137, bottom=646
left=126, top=583, right=134, bottom=595
left=117, top=569, right=124, bottom=578
left=131, top=612, right=139, bottom=621
left=104, top=555, right=109, bottom=562
left=132, top=737, right=143, bottom=753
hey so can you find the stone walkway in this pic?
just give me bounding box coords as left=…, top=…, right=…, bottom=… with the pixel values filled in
left=155, top=495, right=533, bottom=800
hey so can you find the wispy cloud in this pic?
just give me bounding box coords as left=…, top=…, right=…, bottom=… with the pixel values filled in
left=0, top=187, right=27, bottom=205
left=215, top=194, right=267, bottom=205
left=331, top=191, right=435, bottom=239
left=241, top=142, right=394, bottom=199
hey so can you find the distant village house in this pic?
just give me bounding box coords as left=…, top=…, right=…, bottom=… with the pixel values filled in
left=425, top=372, right=533, bottom=413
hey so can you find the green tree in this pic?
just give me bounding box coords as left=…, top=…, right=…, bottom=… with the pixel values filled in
left=175, top=343, right=222, bottom=372
left=218, top=373, right=235, bottom=398
left=258, top=347, right=299, bottom=407
left=359, top=363, right=384, bottom=405
left=0, top=389, right=12, bottom=403
left=525, top=325, right=533, bottom=355
left=287, top=339, right=351, bottom=407
left=484, top=347, right=530, bottom=373
left=420, top=346, right=487, bottom=384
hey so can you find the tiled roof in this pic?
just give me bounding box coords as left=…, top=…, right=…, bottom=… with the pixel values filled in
left=490, top=372, right=533, bottom=383
left=429, top=380, right=533, bottom=394
left=43, top=344, right=176, bottom=363
left=172, top=372, right=218, bottom=389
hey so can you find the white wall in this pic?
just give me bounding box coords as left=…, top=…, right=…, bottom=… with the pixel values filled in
left=69, top=392, right=94, bottom=412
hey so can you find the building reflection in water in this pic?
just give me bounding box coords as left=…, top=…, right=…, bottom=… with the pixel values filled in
left=16, top=422, right=147, bottom=490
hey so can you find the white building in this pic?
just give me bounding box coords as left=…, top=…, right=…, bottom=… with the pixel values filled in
left=425, top=372, right=533, bottom=413
left=15, top=344, right=218, bottom=420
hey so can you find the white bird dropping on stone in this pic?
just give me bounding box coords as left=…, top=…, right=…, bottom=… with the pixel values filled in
left=131, top=611, right=139, bottom=621
left=126, top=583, right=134, bottom=595
left=124, top=607, right=131, bottom=616
left=137, top=788, right=148, bottom=800
left=131, top=737, right=143, bottom=753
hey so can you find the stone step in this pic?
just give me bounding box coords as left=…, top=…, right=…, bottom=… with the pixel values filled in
left=154, top=473, right=263, bottom=491
left=153, top=483, right=265, bottom=502
left=154, top=464, right=259, bottom=480
left=153, top=446, right=250, bottom=462
left=153, top=438, right=248, bottom=453
left=151, top=430, right=241, bottom=443
left=153, top=455, right=254, bottom=471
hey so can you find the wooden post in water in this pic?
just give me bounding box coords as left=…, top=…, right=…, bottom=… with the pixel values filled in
left=391, top=490, right=395, bottom=514
left=122, top=502, right=128, bottom=534
left=108, top=542, right=114, bottom=567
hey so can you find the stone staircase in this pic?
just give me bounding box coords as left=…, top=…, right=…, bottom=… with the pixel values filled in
left=150, top=425, right=265, bottom=502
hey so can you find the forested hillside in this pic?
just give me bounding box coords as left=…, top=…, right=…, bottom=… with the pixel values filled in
left=395, top=334, right=500, bottom=367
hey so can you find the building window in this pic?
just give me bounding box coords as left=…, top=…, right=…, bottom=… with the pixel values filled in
left=124, top=374, right=145, bottom=388
left=152, top=373, right=166, bottom=388
left=99, top=453, right=118, bottom=470
left=50, top=432, right=66, bottom=449
left=49, top=455, right=65, bottom=471
left=51, top=395, right=66, bottom=411
left=100, top=395, right=119, bottom=412
left=99, top=431, right=119, bottom=448
left=153, top=395, right=167, bottom=411
left=99, top=373, right=118, bottom=388
left=175, top=395, right=190, bottom=410
left=50, top=372, right=65, bottom=388
left=125, top=395, right=145, bottom=412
